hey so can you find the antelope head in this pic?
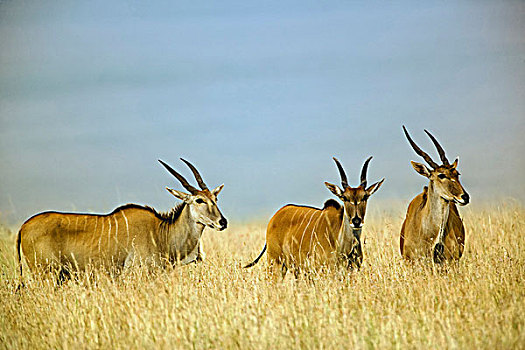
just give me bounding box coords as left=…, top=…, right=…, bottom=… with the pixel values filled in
left=325, top=157, right=385, bottom=229
left=158, top=159, right=228, bottom=231
left=324, top=157, right=384, bottom=268
left=403, top=126, right=470, bottom=206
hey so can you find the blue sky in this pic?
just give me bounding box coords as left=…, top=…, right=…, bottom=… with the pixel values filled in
left=1, top=1, right=524, bottom=224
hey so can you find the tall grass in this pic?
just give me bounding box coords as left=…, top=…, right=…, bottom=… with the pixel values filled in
left=0, top=202, right=523, bottom=349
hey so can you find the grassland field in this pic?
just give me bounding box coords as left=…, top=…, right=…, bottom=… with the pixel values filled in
left=0, top=200, right=523, bottom=349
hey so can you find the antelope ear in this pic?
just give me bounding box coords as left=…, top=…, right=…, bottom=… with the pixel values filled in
left=366, top=178, right=385, bottom=195
left=411, top=161, right=431, bottom=178
left=211, top=184, right=224, bottom=197
left=325, top=182, right=344, bottom=198
left=166, top=187, right=191, bottom=203
left=451, top=157, right=459, bottom=168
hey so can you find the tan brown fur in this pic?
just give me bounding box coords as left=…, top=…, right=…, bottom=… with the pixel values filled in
left=266, top=203, right=344, bottom=270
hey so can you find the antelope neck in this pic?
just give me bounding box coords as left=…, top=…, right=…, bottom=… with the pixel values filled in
left=424, top=182, right=450, bottom=244
left=337, top=205, right=360, bottom=256
left=164, top=204, right=205, bottom=261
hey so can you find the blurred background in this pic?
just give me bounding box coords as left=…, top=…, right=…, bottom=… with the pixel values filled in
left=1, top=1, right=524, bottom=225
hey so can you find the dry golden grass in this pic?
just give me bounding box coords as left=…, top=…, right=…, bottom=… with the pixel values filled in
left=0, top=201, right=524, bottom=349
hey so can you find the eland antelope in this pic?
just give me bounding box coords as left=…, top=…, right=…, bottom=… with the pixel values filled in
left=400, top=126, right=469, bottom=263
left=245, top=157, right=384, bottom=278
left=16, top=158, right=227, bottom=282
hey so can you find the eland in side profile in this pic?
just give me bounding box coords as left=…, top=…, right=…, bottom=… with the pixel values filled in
left=245, top=157, right=384, bottom=278
left=400, top=126, right=469, bottom=263
left=16, top=158, right=227, bottom=283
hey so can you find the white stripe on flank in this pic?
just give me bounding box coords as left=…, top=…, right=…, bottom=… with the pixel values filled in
left=108, top=217, right=112, bottom=246
left=298, top=211, right=318, bottom=254
left=92, top=216, right=98, bottom=250
left=113, top=216, right=119, bottom=244
left=318, top=234, right=328, bottom=258
left=293, top=210, right=309, bottom=249
left=98, top=218, right=104, bottom=253
left=309, top=213, right=323, bottom=252
left=290, top=208, right=300, bottom=223
left=324, top=213, right=333, bottom=228
left=324, top=227, right=334, bottom=250
left=295, top=210, right=309, bottom=232
left=121, top=211, right=130, bottom=243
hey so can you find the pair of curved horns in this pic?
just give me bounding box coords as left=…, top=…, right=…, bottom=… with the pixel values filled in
left=158, top=158, right=208, bottom=194
left=402, top=126, right=449, bottom=168
left=333, top=156, right=373, bottom=189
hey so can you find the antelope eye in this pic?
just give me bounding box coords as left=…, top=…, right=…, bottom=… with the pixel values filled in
left=438, top=174, right=446, bottom=179
left=195, top=198, right=205, bottom=204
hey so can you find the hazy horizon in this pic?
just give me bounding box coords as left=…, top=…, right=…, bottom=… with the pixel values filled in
left=1, top=1, right=524, bottom=225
